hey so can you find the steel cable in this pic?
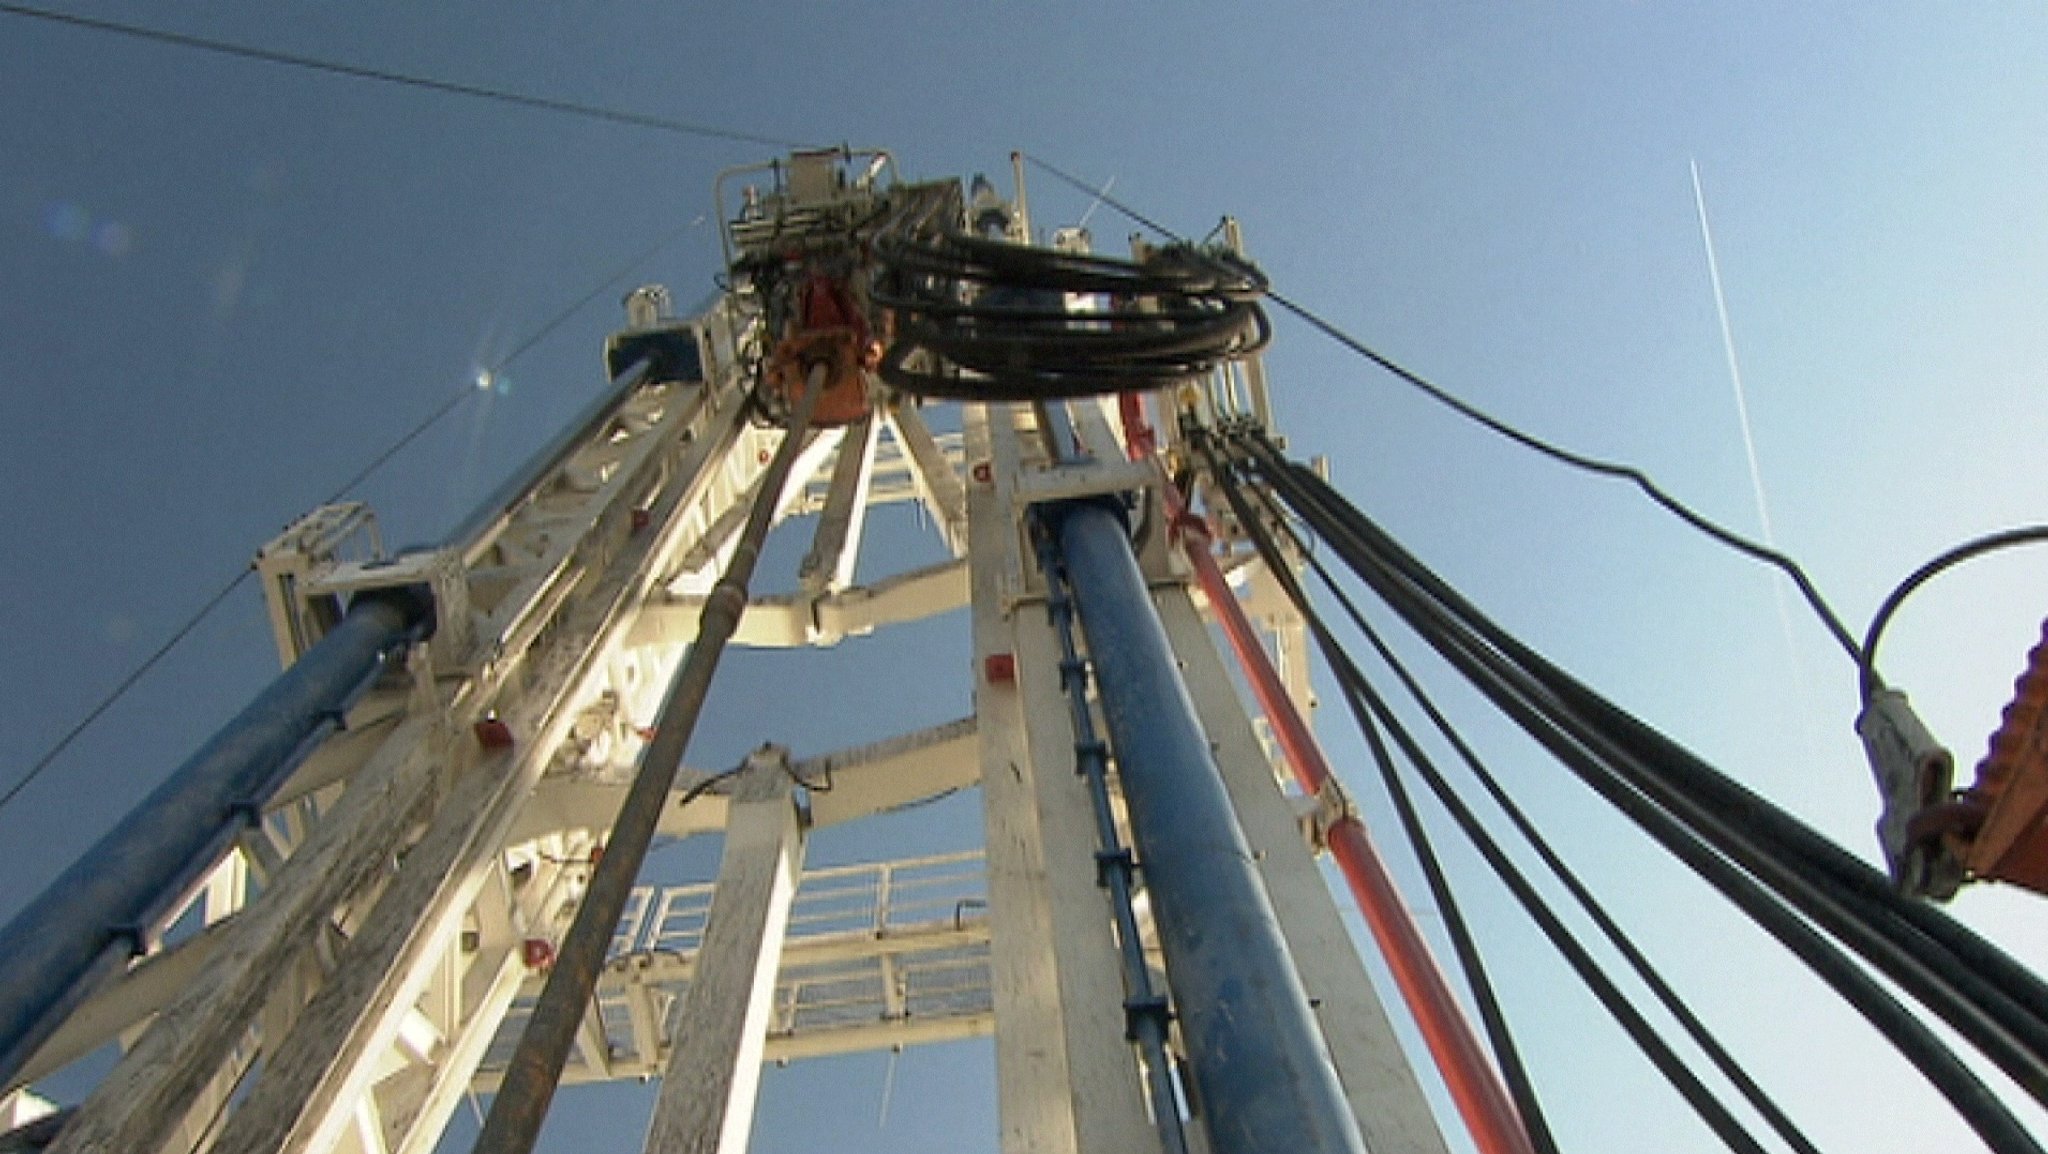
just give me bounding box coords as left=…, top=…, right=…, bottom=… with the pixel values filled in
left=0, top=2, right=812, bottom=149
left=1017, top=151, right=1865, bottom=668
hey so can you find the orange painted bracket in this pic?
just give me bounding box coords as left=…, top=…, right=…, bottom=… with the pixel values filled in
left=1955, top=619, right=2048, bottom=891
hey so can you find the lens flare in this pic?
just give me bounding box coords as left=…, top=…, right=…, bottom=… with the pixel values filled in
left=43, top=202, right=89, bottom=243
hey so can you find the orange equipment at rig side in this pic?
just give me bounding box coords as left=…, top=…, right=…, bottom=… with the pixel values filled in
left=1913, top=619, right=2048, bottom=892
left=764, top=270, right=881, bottom=428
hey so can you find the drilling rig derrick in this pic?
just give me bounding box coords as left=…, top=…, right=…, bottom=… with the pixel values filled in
left=0, top=148, right=1454, bottom=1154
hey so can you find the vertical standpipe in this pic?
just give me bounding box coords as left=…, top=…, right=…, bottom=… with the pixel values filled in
left=1046, top=496, right=1366, bottom=1154
left=0, top=588, right=429, bottom=1089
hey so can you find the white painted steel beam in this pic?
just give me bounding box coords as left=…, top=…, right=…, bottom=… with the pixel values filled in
left=642, top=751, right=806, bottom=1154
left=788, top=421, right=959, bottom=516
left=28, top=718, right=983, bottom=1100
left=387, top=946, right=528, bottom=1154
left=802, top=717, right=977, bottom=828
left=1155, top=589, right=1448, bottom=1154
left=11, top=923, right=222, bottom=1088
left=799, top=412, right=880, bottom=596
left=204, top=767, right=579, bottom=1154
left=885, top=402, right=969, bottom=557
left=538, top=915, right=991, bottom=1086
left=44, top=354, right=750, bottom=1152
left=475, top=1014, right=996, bottom=1089
left=968, top=404, right=1159, bottom=1154
left=629, top=558, right=967, bottom=650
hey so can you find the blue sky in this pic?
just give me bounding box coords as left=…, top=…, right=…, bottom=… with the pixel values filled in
left=3, top=4, right=2047, bottom=1152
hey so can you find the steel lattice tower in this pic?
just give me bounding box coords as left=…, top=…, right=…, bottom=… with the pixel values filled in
left=0, top=151, right=1447, bottom=1154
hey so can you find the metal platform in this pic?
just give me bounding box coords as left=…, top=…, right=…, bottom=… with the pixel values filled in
left=477, top=852, right=993, bottom=1088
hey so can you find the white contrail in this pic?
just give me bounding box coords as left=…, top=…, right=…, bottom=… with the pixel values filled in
left=1690, top=158, right=1780, bottom=551
left=1076, top=174, right=1116, bottom=230
left=1691, top=160, right=1822, bottom=758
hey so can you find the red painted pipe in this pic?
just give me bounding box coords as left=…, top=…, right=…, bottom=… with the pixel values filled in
left=1125, top=397, right=1535, bottom=1154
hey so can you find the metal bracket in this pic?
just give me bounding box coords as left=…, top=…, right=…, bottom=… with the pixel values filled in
left=1014, top=458, right=1176, bottom=595
left=257, top=504, right=471, bottom=673
left=1298, top=776, right=1359, bottom=857
left=1857, top=687, right=1963, bottom=899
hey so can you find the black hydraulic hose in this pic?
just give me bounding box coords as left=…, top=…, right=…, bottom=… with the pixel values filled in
left=1238, top=430, right=2048, bottom=1088
left=1203, top=456, right=1561, bottom=1154
left=1264, top=503, right=1827, bottom=1154
left=1552, top=654, right=2048, bottom=1026
left=870, top=228, right=1270, bottom=401
left=470, top=364, right=829, bottom=1154
left=1234, top=437, right=2048, bottom=1150
left=1216, top=455, right=1781, bottom=1154
left=1250, top=436, right=2048, bottom=1099
left=1224, top=456, right=1825, bottom=1154
left=1276, top=498, right=2039, bottom=1154
left=1337, top=683, right=1569, bottom=1154
left=1267, top=444, right=2048, bottom=1086
left=1539, top=656, right=2048, bottom=1031
left=1331, top=619, right=1774, bottom=1154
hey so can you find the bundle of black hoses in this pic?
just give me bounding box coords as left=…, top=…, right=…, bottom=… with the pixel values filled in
left=870, top=230, right=1270, bottom=400
left=1213, top=426, right=2048, bottom=1153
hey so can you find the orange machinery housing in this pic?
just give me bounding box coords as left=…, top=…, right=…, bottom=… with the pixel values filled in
left=764, top=271, right=880, bottom=427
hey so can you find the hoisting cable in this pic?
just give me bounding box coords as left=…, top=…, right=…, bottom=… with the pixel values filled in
left=1209, top=444, right=1821, bottom=1154
left=0, top=2, right=813, bottom=150
left=1208, top=445, right=1787, bottom=1154
left=1229, top=431, right=2048, bottom=1151
left=1016, top=152, right=1865, bottom=670
left=0, top=219, right=702, bottom=818
left=471, top=362, right=830, bottom=1154
left=1861, top=525, right=2048, bottom=703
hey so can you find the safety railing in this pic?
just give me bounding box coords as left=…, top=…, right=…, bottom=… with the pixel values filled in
left=610, top=849, right=986, bottom=957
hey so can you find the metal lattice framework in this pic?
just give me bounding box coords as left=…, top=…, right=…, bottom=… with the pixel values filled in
left=0, top=158, right=1445, bottom=1154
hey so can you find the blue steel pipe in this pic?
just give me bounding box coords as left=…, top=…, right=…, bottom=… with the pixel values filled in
left=1033, top=524, right=1190, bottom=1154
left=0, top=586, right=429, bottom=1089
left=1047, top=494, right=1367, bottom=1154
